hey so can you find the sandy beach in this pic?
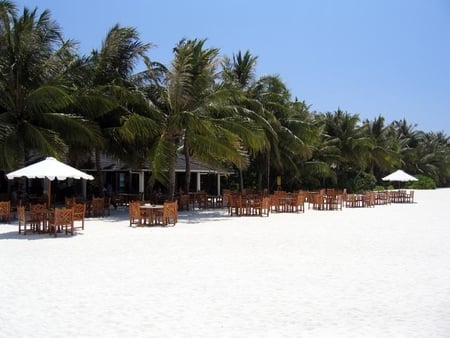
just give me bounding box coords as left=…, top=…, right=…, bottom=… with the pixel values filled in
left=1, top=189, right=450, bottom=337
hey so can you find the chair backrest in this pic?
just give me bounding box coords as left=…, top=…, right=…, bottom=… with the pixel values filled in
left=92, top=197, right=104, bottom=208
left=17, top=205, right=26, bottom=223
left=0, top=201, right=10, bottom=216
left=65, top=197, right=76, bottom=208
left=163, top=200, right=178, bottom=225
left=72, top=203, right=86, bottom=220
left=29, top=203, right=47, bottom=214
left=129, top=201, right=142, bottom=218
left=54, top=208, right=74, bottom=227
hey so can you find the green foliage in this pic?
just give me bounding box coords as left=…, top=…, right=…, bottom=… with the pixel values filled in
left=409, top=174, right=436, bottom=189
left=351, top=172, right=377, bottom=193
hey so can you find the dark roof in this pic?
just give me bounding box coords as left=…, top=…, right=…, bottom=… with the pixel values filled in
left=81, top=154, right=229, bottom=174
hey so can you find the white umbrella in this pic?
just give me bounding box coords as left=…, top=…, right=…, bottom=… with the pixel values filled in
left=382, top=169, right=418, bottom=182
left=6, top=157, right=94, bottom=207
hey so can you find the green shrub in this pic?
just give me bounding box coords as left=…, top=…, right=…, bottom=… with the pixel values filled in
left=409, top=174, right=436, bottom=189
left=352, top=172, right=377, bottom=192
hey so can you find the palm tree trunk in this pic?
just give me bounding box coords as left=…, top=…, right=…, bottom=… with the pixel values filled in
left=168, top=153, right=177, bottom=201
left=95, top=149, right=104, bottom=197
left=184, top=144, right=191, bottom=193
left=239, top=168, right=244, bottom=193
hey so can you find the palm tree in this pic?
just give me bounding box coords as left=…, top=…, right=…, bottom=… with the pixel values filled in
left=143, top=40, right=264, bottom=199
left=222, top=51, right=283, bottom=192
left=413, top=131, right=450, bottom=185
left=319, top=109, right=373, bottom=187
left=361, top=115, right=400, bottom=179
left=0, top=1, right=96, bottom=169
left=70, top=24, right=154, bottom=192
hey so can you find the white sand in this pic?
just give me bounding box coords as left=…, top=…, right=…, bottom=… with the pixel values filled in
left=1, top=189, right=450, bottom=338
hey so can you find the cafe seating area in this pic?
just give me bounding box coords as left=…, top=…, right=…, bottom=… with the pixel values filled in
left=128, top=200, right=178, bottom=227
left=1, top=186, right=417, bottom=235
left=217, top=188, right=416, bottom=217
left=3, top=195, right=117, bottom=236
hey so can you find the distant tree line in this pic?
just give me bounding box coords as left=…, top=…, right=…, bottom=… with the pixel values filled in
left=1, top=1, right=449, bottom=197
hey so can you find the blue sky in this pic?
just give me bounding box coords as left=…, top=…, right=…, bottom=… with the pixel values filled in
left=14, top=0, right=450, bottom=134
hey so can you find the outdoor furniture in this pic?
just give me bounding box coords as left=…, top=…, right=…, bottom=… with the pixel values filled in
left=17, top=206, right=37, bottom=234
left=260, top=196, right=271, bottom=216
left=129, top=201, right=143, bottom=227
left=208, top=195, right=223, bottom=209
left=244, top=195, right=262, bottom=216
left=6, top=157, right=94, bottom=210
left=154, top=200, right=178, bottom=226
left=72, top=203, right=86, bottom=230
left=229, top=193, right=243, bottom=216
left=290, top=193, right=306, bottom=213
left=325, top=194, right=343, bottom=210
left=65, top=197, right=76, bottom=208
left=345, top=194, right=365, bottom=208
left=404, top=190, right=414, bottom=203
left=91, top=197, right=105, bottom=217
left=29, top=203, right=48, bottom=232
left=374, top=191, right=389, bottom=205
left=47, top=207, right=74, bottom=236
left=178, top=194, right=190, bottom=211
left=139, top=203, right=164, bottom=226
left=0, top=201, right=10, bottom=223
left=363, top=192, right=375, bottom=207
left=311, top=193, right=325, bottom=210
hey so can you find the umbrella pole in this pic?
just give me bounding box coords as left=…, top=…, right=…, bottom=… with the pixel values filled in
left=48, top=180, right=51, bottom=209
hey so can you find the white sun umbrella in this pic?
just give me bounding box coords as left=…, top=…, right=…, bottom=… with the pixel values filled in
left=6, top=157, right=94, bottom=207
left=382, top=169, right=418, bottom=182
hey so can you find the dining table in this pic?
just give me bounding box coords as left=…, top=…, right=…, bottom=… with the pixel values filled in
left=139, top=204, right=164, bottom=226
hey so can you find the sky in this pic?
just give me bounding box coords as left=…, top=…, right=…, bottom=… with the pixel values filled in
left=13, top=0, right=450, bottom=134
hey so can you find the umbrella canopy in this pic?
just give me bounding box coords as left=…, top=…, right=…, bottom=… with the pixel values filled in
left=382, top=169, right=418, bottom=182
left=6, top=157, right=94, bottom=207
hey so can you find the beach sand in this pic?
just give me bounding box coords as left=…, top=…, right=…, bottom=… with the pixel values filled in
left=1, top=189, right=450, bottom=337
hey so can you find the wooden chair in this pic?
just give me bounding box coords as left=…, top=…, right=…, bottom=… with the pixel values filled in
left=103, top=196, right=111, bottom=216
left=291, top=193, right=306, bottom=213
left=260, top=196, right=271, bottom=216
left=72, top=203, right=86, bottom=230
left=197, top=192, right=208, bottom=210
left=65, top=197, right=76, bottom=208
left=91, top=197, right=105, bottom=217
left=178, top=194, right=190, bottom=211
left=17, top=206, right=37, bottom=235
left=269, top=194, right=281, bottom=213
left=404, top=190, right=414, bottom=203
left=229, top=194, right=243, bottom=216
left=363, top=192, right=375, bottom=207
left=245, top=196, right=261, bottom=216
left=155, top=200, right=178, bottom=226
left=222, top=189, right=232, bottom=209
left=29, top=202, right=48, bottom=232
left=129, top=201, right=142, bottom=227
left=0, top=201, right=11, bottom=223
left=48, top=208, right=74, bottom=237
left=311, top=193, right=325, bottom=210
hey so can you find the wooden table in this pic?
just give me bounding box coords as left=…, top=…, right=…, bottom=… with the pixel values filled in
left=139, top=204, right=164, bottom=226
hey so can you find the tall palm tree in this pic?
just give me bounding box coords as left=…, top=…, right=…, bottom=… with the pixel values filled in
left=362, top=115, right=400, bottom=179
left=0, top=1, right=96, bottom=169
left=143, top=40, right=263, bottom=199
left=319, top=109, right=373, bottom=186
left=71, top=24, right=154, bottom=192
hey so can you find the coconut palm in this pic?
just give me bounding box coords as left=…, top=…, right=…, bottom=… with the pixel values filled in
left=319, top=109, right=373, bottom=186
left=361, top=115, right=401, bottom=179
left=142, top=39, right=261, bottom=199
left=70, top=24, right=155, bottom=191
left=0, top=1, right=97, bottom=169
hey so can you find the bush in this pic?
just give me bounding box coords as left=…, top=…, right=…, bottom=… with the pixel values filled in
left=409, top=174, right=436, bottom=189
left=352, top=172, right=377, bottom=193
